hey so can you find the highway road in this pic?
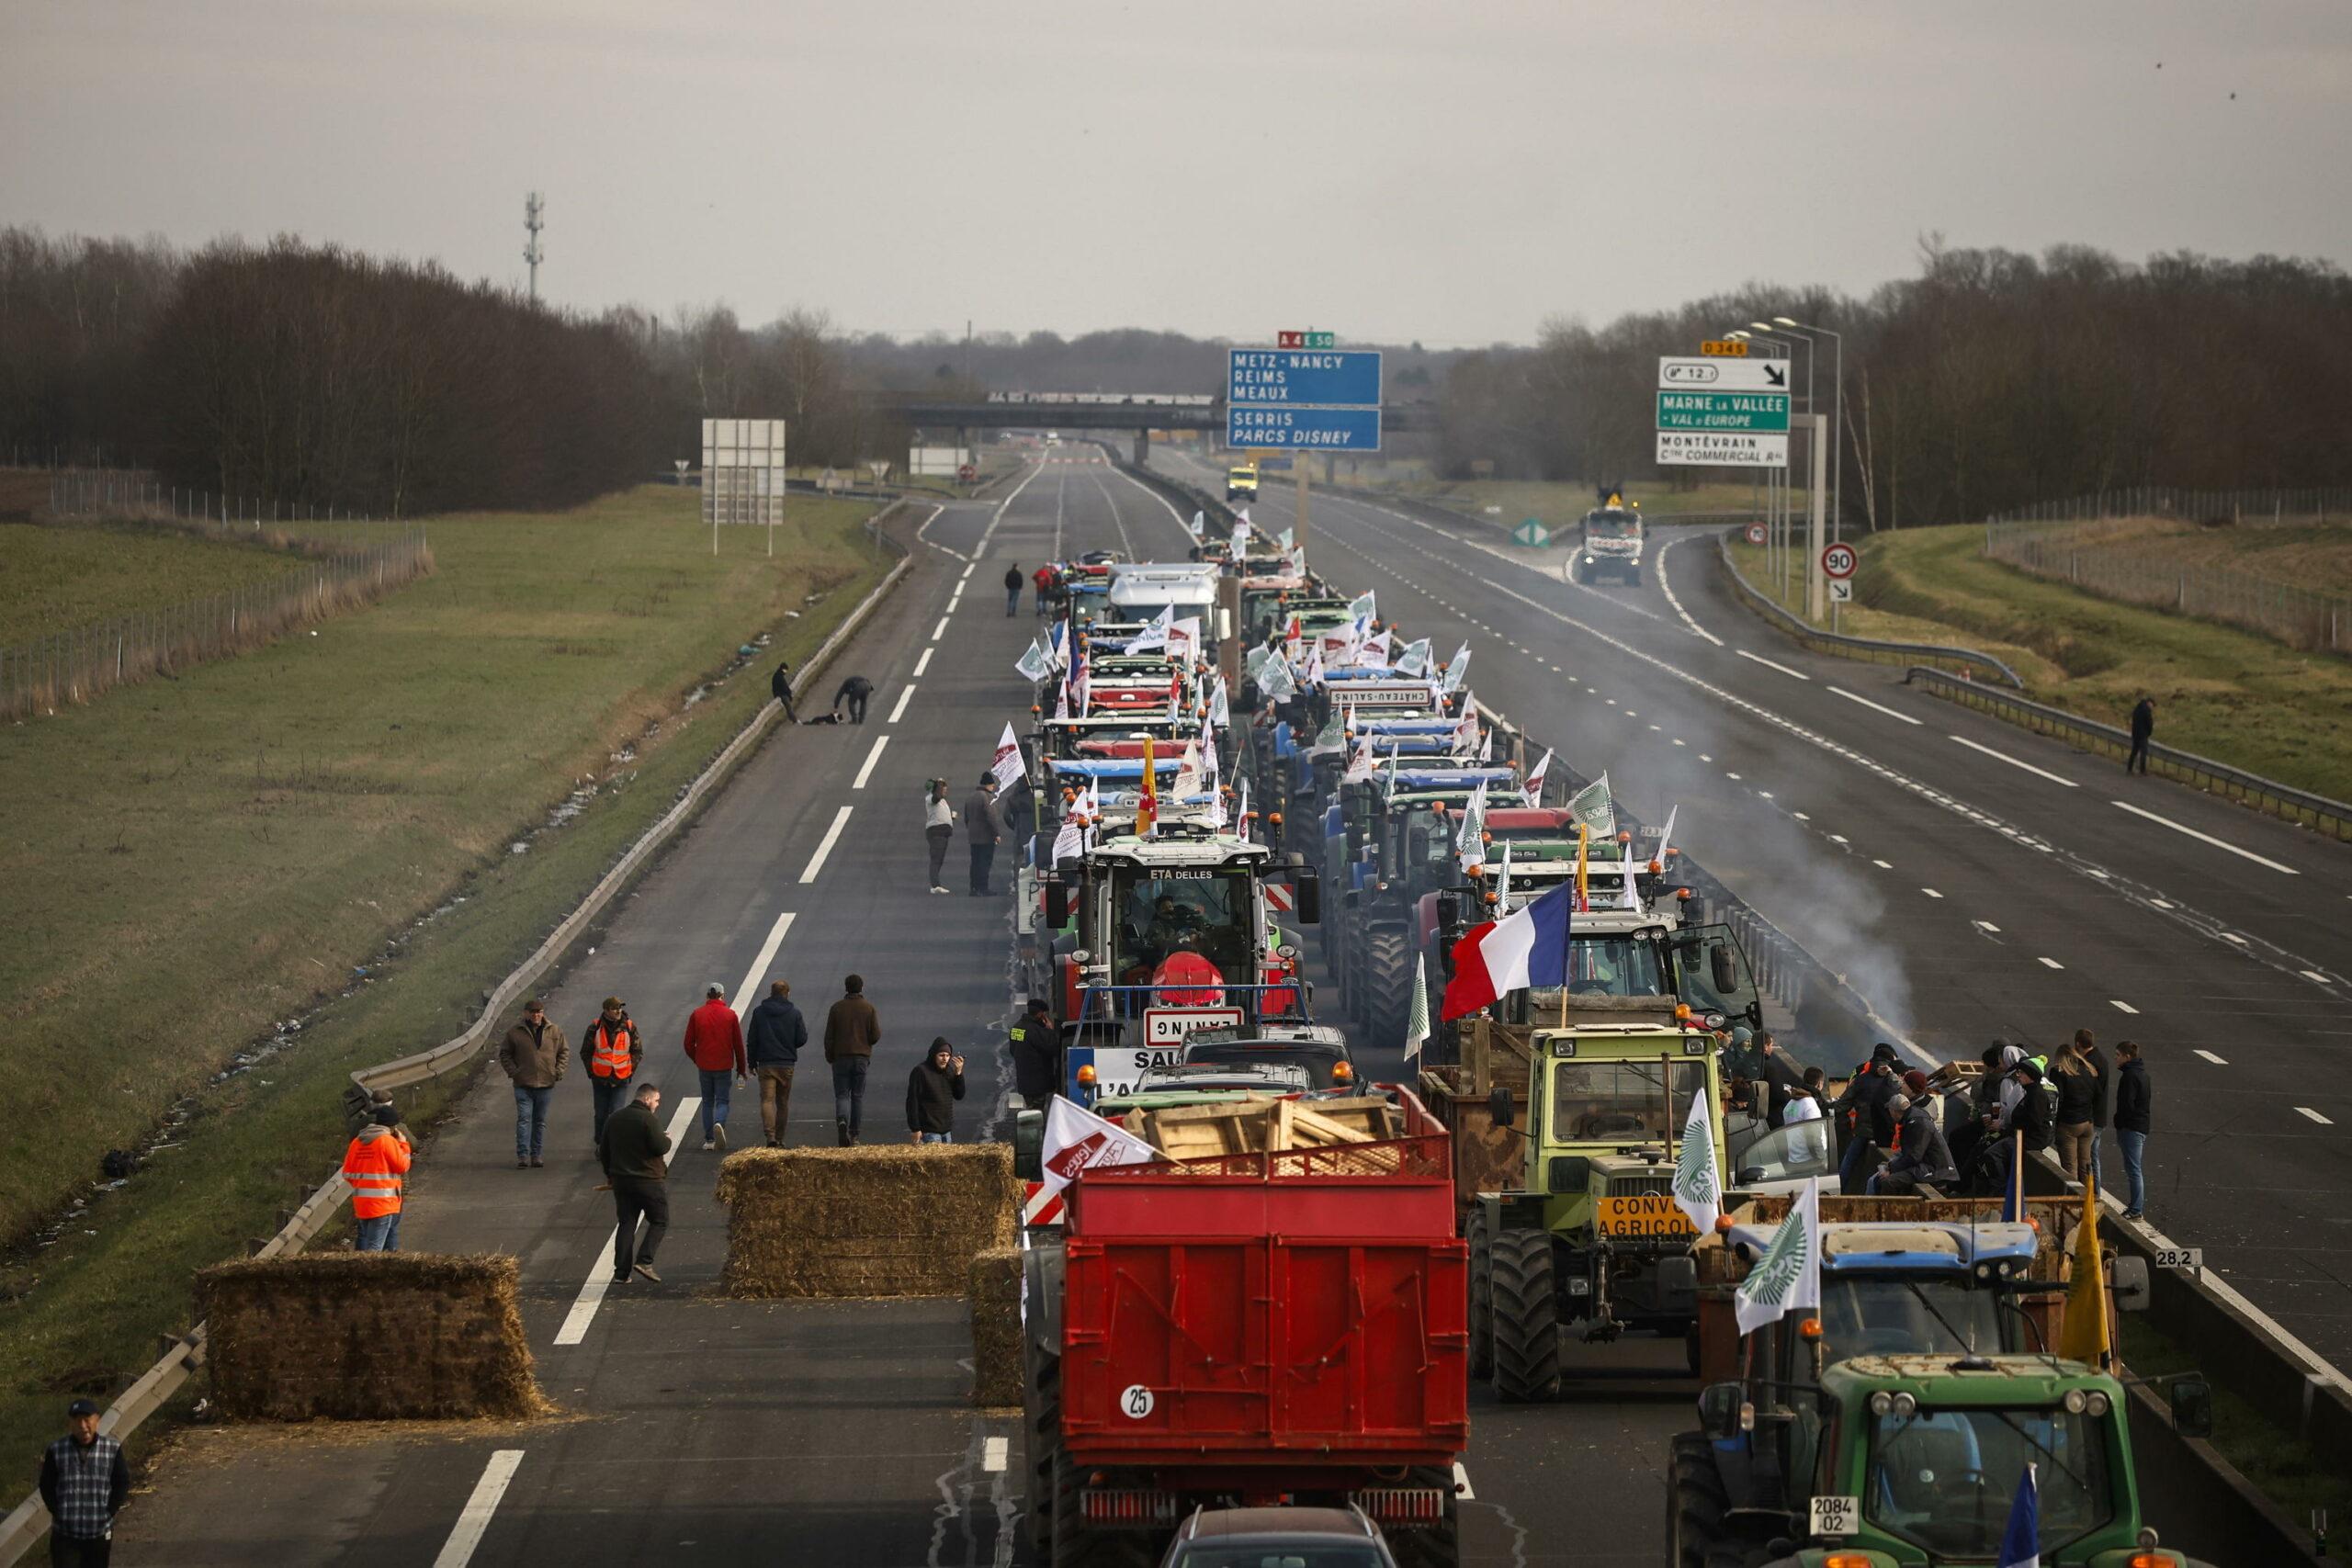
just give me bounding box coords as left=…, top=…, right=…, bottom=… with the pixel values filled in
left=1154, top=446, right=2352, bottom=1378
left=119, top=456, right=1685, bottom=1567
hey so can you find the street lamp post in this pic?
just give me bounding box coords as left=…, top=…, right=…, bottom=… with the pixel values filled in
left=1777, top=317, right=1844, bottom=547
left=1736, top=327, right=1807, bottom=607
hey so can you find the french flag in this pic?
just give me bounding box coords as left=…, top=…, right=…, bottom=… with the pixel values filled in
left=1442, top=882, right=1575, bottom=1021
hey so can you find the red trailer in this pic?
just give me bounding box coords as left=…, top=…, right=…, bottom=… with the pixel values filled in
left=1020, top=1088, right=1469, bottom=1568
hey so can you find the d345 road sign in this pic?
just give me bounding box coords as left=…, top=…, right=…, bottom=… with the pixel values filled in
left=1700, top=339, right=1750, bottom=357
left=1821, top=543, right=1860, bottom=580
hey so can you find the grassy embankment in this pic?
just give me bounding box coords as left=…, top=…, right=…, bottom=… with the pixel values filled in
left=0, top=484, right=887, bottom=1474
left=0, top=519, right=311, bottom=630
left=1726, top=527, right=2352, bottom=801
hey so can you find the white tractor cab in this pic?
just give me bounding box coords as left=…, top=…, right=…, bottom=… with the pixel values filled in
left=1571, top=489, right=1645, bottom=587
left=1038, top=819, right=1320, bottom=1104
left=1107, top=563, right=1225, bottom=659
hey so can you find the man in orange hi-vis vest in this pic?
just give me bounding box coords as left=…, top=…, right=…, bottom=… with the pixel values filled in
left=345, top=1104, right=413, bottom=1251
left=582, top=995, right=644, bottom=1147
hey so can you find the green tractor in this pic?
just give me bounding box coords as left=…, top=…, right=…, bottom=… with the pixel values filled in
left=1669, top=1350, right=2215, bottom=1567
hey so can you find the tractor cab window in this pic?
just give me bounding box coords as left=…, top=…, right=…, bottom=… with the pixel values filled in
left=1670, top=923, right=1761, bottom=1024
left=1114, top=868, right=1254, bottom=983
left=1553, top=934, right=1668, bottom=998
left=1865, top=1405, right=2112, bottom=1558
left=1586, top=514, right=1640, bottom=538
left=1549, top=1059, right=1707, bottom=1145
left=1819, top=1279, right=2003, bottom=1361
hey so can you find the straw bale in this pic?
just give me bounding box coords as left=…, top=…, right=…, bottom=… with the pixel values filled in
left=714, top=1143, right=1018, bottom=1298
left=968, top=1248, right=1023, bottom=1408
left=196, top=1253, right=547, bottom=1422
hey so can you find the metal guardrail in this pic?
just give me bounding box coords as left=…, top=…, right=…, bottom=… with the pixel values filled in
left=0, top=502, right=919, bottom=1567
left=1905, top=665, right=2352, bottom=842
left=1714, top=532, right=2026, bottom=688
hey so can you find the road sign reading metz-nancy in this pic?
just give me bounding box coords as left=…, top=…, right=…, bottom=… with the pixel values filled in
left=1656, top=390, right=1791, bottom=434
left=1228, top=348, right=1383, bottom=408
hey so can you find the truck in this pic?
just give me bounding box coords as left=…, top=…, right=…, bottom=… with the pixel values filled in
left=1020, top=1087, right=1469, bottom=1568
left=1226, top=462, right=1259, bottom=502
left=1570, top=490, right=1645, bottom=586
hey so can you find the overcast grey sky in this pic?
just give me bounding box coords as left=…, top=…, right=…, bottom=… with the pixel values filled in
left=6, top=0, right=2348, bottom=346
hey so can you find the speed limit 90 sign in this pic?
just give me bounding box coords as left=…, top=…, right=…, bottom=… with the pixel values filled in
left=1820, top=543, right=1859, bottom=580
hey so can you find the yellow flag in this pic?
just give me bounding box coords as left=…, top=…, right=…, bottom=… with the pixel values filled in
left=2059, top=1174, right=2111, bottom=1365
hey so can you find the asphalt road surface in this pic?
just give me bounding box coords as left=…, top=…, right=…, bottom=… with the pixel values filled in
left=1156, top=446, right=2352, bottom=1376
left=121, top=457, right=1676, bottom=1567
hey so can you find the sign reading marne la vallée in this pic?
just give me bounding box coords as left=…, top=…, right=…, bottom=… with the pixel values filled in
left=1656, top=390, right=1791, bottom=434
left=1227, top=348, right=1383, bottom=407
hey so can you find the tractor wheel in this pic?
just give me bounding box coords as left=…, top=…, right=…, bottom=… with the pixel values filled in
left=1366, top=930, right=1411, bottom=1050
left=1465, top=1208, right=1494, bottom=1381
left=1487, top=1227, right=1562, bottom=1404
left=1384, top=1465, right=1463, bottom=1568
left=1023, top=1325, right=1061, bottom=1556
left=1666, top=1431, right=1770, bottom=1568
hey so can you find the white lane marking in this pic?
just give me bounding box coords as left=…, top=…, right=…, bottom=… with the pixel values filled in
left=1922, top=887, right=1943, bottom=897
left=945, top=595, right=962, bottom=614
left=432, top=1450, right=527, bottom=1568
left=913, top=503, right=962, bottom=561
left=1871, top=858, right=1893, bottom=869
left=1950, top=734, right=2079, bottom=788
left=931, top=615, right=949, bottom=639
left=1672, top=738, right=1686, bottom=747
left=1973, top=920, right=2002, bottom=933
left=959, top=563, right=973, bottom=582
left=1725, top=771, right=1742, bottom=781
left=1758, top=790, right=1774, bottom=799
left=2195, top=1048, right=2230, bottom=1066
left=554, top=1094, right=702, bottom=1346
left=730, top=912, right=797, bottom=1013
left=1792, top=811, right=1810, bottom=820
left=911, top=648, right=933, bottom=678
left=1453, top=1461, right=1476, bottom=1501
left=2296, top=1106, right=2336, bottom=1126
left=888, top=685, right=916, bottom=724
left=1828, top=685, right=1923, bottom=726
left=852, top=734, right=890, bottom=790
left=2222, top=932, right=2248, bottom=944
left=2038, top=956, right=2065, bottom=969
left=799, top=807, right=854, bottom=883
left=983, top=1437, right=1009, bottom=1472
left=2301, top=969, right=2332, bottom=984
left=977, top=458, right=1046, bottom=553
left=1700, top=753, right=1713, bottom=762
left=2110, top=799, right=2300, bottom=875
left=1654, top=536, right=1724, bottom=646
left=1736, top=649, right=1811, bottom=681
left=1649, top=723, right=1661, bottom=731
left=1828, top=833, right=1849, bottom=844
left=2110, top=999, right=2140, bottom=1014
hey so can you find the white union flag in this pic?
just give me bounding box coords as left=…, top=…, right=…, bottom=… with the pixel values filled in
left=1670, top=1084, right=1722, bottom=1235
left=1735, top=1178, right=1824, bottom=1337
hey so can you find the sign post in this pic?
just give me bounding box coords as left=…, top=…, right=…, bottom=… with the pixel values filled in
left=1821, top=533, right=1857, bottom=633
left=1806, top=415, right=1832, bottom=625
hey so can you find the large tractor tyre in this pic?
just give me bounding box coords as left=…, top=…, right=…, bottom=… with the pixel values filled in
left=1487, top=1227, right=1562, bottom=1404
left=1023, top=1339, right=1061, bottom=1555
left=1465, top=1209, right=1495, bottom=1381
left=1667, top=1431, right=1767, bottom=1568
left=1385, top=1465, right=1464, bottom=1568
left=1348, top=931, right=1376, bottom=1027
left=1366, top=930, right=1411, bottom=1052
left=1048, top=1451, right=1157, bottom=1568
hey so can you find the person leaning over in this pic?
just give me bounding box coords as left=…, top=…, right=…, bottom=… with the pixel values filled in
left=581, top=995, right=643, bottom=1147
left=344, top=1103, right=412, bottom=1252
left=746, top=979, right=808, bottom=1148
left=907, top=1038, right=967, bottom=1144
left=498, top=998, right=569, bottom=1170
left=599, top=1079, right=671, bottom=1285
left=39, top=1399, right=128, bottom=1567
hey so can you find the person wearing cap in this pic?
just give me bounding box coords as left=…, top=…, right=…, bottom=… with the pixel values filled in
left=1828, top=1046, right=1902, bottom=1194
left=963, top=773, right=1006, bottom=897
left=1870, top=1071, right=1958, bottom=1195
left=580, top=996, right=643, bottom=1147
left=1976, top=1055, right=2054, bottom=1198
left=343, top=1104, right=413, bottom=1251
left=39, top=1399, right=128, bottom=1564
left=746, top=979, right=808, bottom=1147
left=682, top=983, right=746, bottom=1152
left=824, top=974, right=882, bottom=1145
left=497, top=998, right=570, bottom=1170
left=769, top=658, right=797, bottom=722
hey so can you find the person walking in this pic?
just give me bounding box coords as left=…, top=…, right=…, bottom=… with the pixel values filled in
left=1004, top=563, right=1024, bottom=615
left=770, top=659, right=797, bottom=722
left=831, top=674, right=874, bottom=724
left=964, top=773, right=1006, bottom=897
left=1032, top=562, right=1057, bottom=613
left=824, top=974, right=882, bottom=1145
left=598, top=1080, right=670, bottom=1284
left=580, top=996, right=643, bottom=1147
left=1008, top=997, right=1058, bottom=1105
left=923, top=778, right=955, bottom=895
left=907, top=1038, right=967, bottom=1143
left=682, top=982, right=746, bottom=1152
left=2128, top=694, right=2155, bottom=775
left=39, top=1399, right=128, bottom=1567
left=2114, top=1040, right=2152, bottom=1220
left=2051, top=1037, right=2098, bottom=1182
left=343, top=1103, right=412, bottom=1251
left=498, top=998, right=569, bottom=1169
left=746, top=979, right=807, bottom=1147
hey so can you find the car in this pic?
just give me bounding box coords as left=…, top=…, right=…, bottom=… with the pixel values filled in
left=1180, top=1026, right=1357, bottom=1089
left=1133, top=1061, right=1315, bottom=1096
left=1159, top=1505, right=1396, bottom=1568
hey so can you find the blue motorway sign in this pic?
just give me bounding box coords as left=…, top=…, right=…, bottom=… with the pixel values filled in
left=1228, top=405, right=1382, bottom=452
left=1228, top=348, right=1383, bottom=407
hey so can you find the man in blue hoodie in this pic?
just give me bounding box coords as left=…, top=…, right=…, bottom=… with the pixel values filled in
left=746, top=979, right=808, bottom=1148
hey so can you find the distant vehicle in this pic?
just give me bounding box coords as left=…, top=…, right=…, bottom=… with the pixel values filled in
left=1227, top=463, right=1259, bottom=502
left=1158, top=1506, right=1398, bottom=1568
left=1046, top=431, right=1063, bottom=445
left=1571, top=488, right=1645, bottom=586
left=1181, top=1023, right=1356, bottom=1089
left=1134, top=1060, right=1315, bottom=1096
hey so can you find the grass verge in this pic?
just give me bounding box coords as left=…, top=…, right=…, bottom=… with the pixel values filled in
left=0, top=517, right=309, bottom=630
left=1725, top=528, right=2352, bottom=801
left=0, top=483, right=889, bottom=1483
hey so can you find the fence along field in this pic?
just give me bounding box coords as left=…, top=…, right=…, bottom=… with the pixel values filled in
left=4, top=476, right=433, bottom=720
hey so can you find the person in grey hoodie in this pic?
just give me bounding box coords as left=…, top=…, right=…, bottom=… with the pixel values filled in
left=746, top=980, right=808, bottom=1147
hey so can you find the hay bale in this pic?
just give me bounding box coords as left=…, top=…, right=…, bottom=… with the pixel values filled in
left=196, top=1253, right=546, bottom=1422
left=969, top=1247, right=1023, bottom=1407
left=714, top=1143, right=1018, bottom=1298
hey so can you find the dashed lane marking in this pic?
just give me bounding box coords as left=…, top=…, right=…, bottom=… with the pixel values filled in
left=1951, top=734, right=2078, bottom=787
left=1922, top=887, right=1943, bottom=897
left=1736, top=649, right=1810, bottom=681
left=432, top=1450, right=527, bottom=1568
left=2111, top=799, right=2300, bottom=875
left=932, top=616, right=949, bottom=639
left=2038, top=956, right=2065, bottom=969
left=799, top=806, right=854, bottom=883
left=2110, top=999, right=2140, bottom=1014
left=2195, top=1049, right=2230, bottom=1066
left=853, top=735, right=890, bottom=790
left=1871, top=858, right=1893, bottom=869
left=1828, top=685, right=1923, bottom=726
left=983, top=1437, right=1009, bottom=1472
left=2296, top=1106, right=2335, bottom=1126
left=1974, top=920, right=2002, bottom=933
left=2301, top=969, right=2332, bottom=984
left=888, top=685, right=916, bottom=724
left=911, top=648, right=933, bottom=678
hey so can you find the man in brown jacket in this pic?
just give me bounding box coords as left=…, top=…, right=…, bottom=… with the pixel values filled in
left=824, top=974, right=882, bottom=1145
left=498, top=998, right=570, bottom=1168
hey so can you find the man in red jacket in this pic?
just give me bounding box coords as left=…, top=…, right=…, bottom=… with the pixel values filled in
left=683, top=983, right=747, bottom=1152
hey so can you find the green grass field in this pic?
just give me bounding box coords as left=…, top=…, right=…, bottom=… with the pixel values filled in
left=0, top=518, right=310, bottom=633
left=1727, top=528, right=2352, bottom=799
left=0, top=482, right=887, bottom=1476
left=2007, top=514, right=2352, bottom=598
